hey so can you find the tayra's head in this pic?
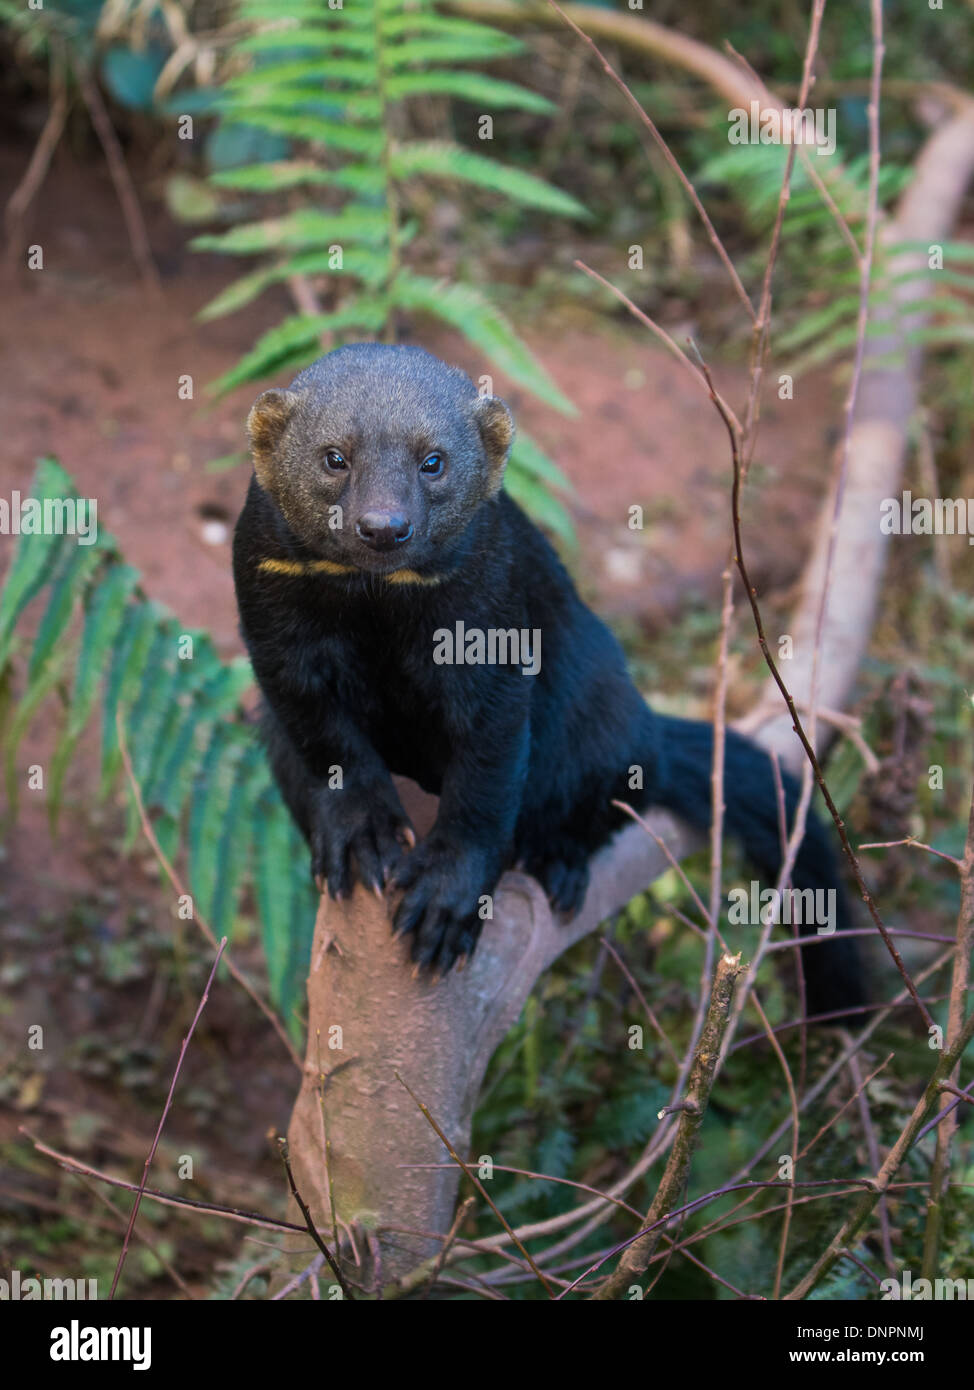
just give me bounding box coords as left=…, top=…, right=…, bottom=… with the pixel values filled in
left=246, top=343, right=515, bottom=575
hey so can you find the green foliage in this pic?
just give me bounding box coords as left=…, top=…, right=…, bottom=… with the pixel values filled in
left=699, top=143, right=974, bottom=373
left=0, top=459, right=314, bottom=1035
left=190, top=0, right=582, bottom=542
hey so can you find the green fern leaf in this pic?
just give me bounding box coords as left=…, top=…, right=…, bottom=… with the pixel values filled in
left=49, top=563, right=140, bottom=815
left=380, top=31, right=522, bottom=65
left=4, top=642, right=71, bottom=819
left=207, top=304, right=387, bottom=396
left=225, top=57, right=377, bottom=94
left=191, top=206, right=388, bottom=257
left=100, top=601, right=165, bottom=796
left=393, top=272, right=577, bottom=415
left=213, top=107, right=381, bottom=156
left=27, top=544, right=103, bottom=684
left=390, top=141, right=586, bottom=218
left=208, top=739, right=267, bottom=940
left=385, top=70, right=553, bottom=113
left=0, top=458, right=79, bottom=669
left=209, top=159, right=383, bottom=196
left=189, top=723, right=243, bottom=930
left=238, top=29, right=376, bottom=59
left=504, top=465, right=576, bottom=548
left=198, top=246, right=390, bottom=322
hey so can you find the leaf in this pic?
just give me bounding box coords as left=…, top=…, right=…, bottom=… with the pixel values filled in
left=213, top=108, right=381, bottom=156
left=381, top=32, right=522, bottom=67
left=380, top=14, right=521, bottom=54
left=0, top=458, right=76, bottom=670
left=100, top=45, right=167, bottom=112
left=49, top=564, right=140, bottom=816
left=208, top=739, right=268, bottom=941
left=256, top=788, right=316, bottom=1030
left=205, top=121, right=290, bottom=172
left=238, top=29, right=375, bottom=58
left=28, top=543, right=103, bottom=684
left=385, top=70, right=554, bottom=113
left=393, top=273, right=578, bottom=415
left=504, top=466, right=576, bottom=548
left=390, top=141, right=587, bottom=219
left=188, top=723, right=243, bottom=930
left=198, top=247, right=389, bottom=321
left=147, top=660, right=254, bottom=819
left=4, top=642, right=71, bottom=819
left=206, top=304, right=387, bottom=396
left=210, top=160, right=383, bottom=196
left=101, top=601, right=164, bottom=796
left=164, top=173, right=226, bottom=225
left=508, top=431, right=574, bottom=494
left=191, top=206, right=388, bottom=257
left=224, top=57, right=377, bottom=94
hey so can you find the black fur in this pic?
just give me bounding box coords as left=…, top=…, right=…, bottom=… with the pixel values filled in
left=233, top=343, right=862, bottom=1015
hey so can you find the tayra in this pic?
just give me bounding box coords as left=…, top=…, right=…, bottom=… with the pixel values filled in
left=233, top=343, right=862, bottom=1015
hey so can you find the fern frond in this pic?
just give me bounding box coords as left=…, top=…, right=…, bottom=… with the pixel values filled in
left=390, top=141, right=586, bottom=218
left=207, top=304, right=388, bottom=396
left=0, top=457, right=75, bottom=668
left=211, top=107, right=381, bottom=156
left=210, top=159, right=384, bottom=196
left=224, top=58, right=377, bottom=94
left=238, top=29, right=375, bottom=58
left=393, top=272, right=577, bottom=416
left=191, top=206, right=388, bottom=257
left=381, top=33, right=525, bottom=68
left=385, top=70, right=553, bottom=113
left=198, top=247, right=390, bottom=322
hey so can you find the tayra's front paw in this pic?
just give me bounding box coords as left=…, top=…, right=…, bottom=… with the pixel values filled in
left=310, top=785, right=415, bottom=900
left=389, top=840, right=495, bottom=976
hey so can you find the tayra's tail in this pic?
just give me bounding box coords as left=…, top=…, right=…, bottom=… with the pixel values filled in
left=651, top=713, right=864, bottom=1019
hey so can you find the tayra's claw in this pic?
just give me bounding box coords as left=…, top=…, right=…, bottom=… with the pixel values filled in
left=399, top=825, right=416, bottom=850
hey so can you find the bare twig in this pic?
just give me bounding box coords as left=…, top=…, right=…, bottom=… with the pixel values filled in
left=547, top=0, right=756, bottom=321
left=396, top=1071, right=556, bottom=1297
left=277, top=1138, right=352, bottom=1299
left=109, top=937, right=226, bottom=1298
left=591, top=952, right=743, bottom=1299
left=73, top=62, right=161, bottom=294
left=921, top=785, right=974, bottom=1280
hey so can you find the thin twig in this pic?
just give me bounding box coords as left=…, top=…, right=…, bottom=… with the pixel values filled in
left=74, top=62, right=161, bottom=295
left=277, top=1138, right=352, bottom=1299
left=548, top=0, right=756, bottom=321
left=109, top=937, right=226, bottom=1299
left=395, top=1072, right=556, bottom=1297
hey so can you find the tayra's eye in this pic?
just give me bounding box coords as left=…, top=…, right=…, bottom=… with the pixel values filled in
left=420, top=452, right=444, bottom=477
left=323, top=449, right=348, bottom=473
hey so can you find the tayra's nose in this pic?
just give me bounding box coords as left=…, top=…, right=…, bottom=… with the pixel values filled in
left=355, top=511, right=414, bottom=551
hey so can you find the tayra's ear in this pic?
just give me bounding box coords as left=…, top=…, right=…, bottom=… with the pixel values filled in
left=247, top=388, right=300, bottom=490
left=473, top=395, right=515, bottom=497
